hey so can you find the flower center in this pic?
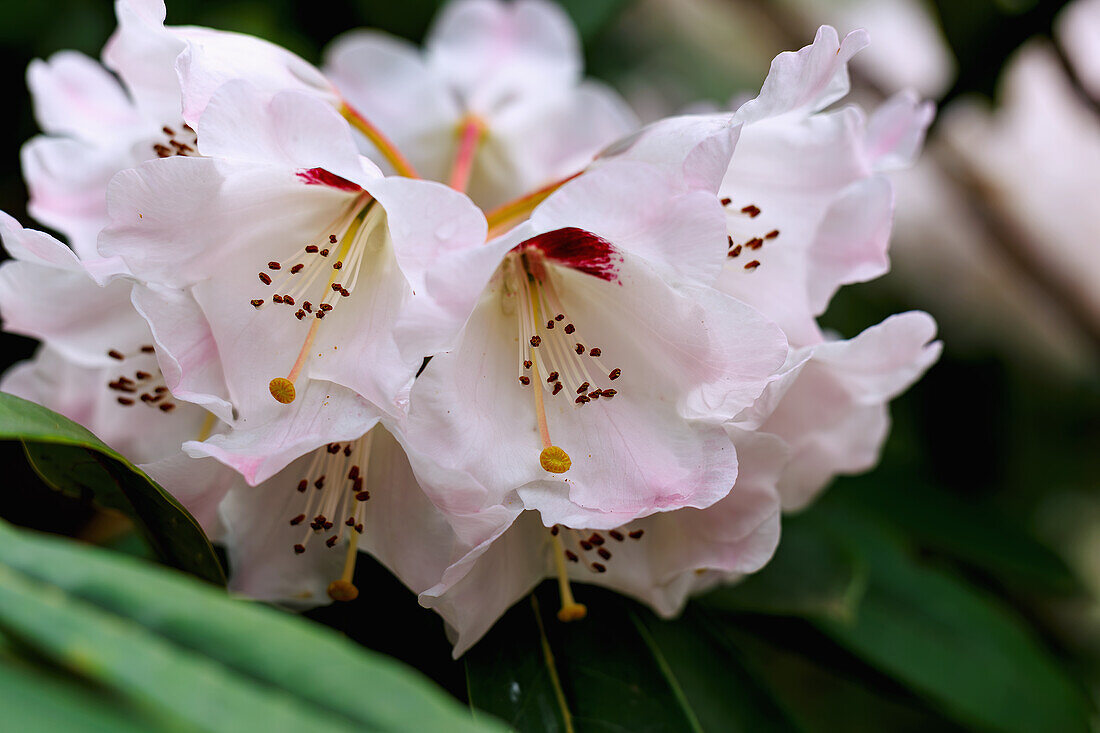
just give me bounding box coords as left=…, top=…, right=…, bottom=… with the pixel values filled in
left=105, top=345, right=177, bottom=413
left=548, top=523, right=645, bottom=622
left=287, top=428, right=378, bottom=602
left=152, top=124, right=197, bottom=159
left=249, top=195, right=384, bottom=404
left=502, top=234, right=624, bottom=474
left=721, top=196, right=779, bottom=271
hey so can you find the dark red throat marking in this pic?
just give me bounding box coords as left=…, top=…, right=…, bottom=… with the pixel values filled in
left=297, top=167, right=362, bottom=193
left=517, top=227, right=622, bottom=282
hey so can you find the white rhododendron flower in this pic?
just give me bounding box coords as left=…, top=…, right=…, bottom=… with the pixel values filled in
left=323, top=0, right=637, bottom=206
left=100, top=81, right=496, bottom=482
left=0, top=0, right=941, bottom=656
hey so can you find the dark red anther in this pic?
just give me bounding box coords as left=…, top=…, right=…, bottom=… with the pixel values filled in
left=530, top=335, right=541, bottom=347
left=355, top=523, right=364, bottom=533
left=315, top=310, right=326, bottom=319
left=268, top=261, right=281, bottom=270
left=314, top=476, right=325, bottom=489
left=352, top=477, right=363, bottom=491
left=727, top=235, right=734, bottom=248
left=588, top=389, right=602, bottom=399
left=765, top=229, right=779, bottom=239
left=117, top=397, right=134, bottom=406
left=744, top=260, right=760, bottom=271
left=592, top=563, right=607, bottom=573
left=728, top=245, right=742, bottom=258
left=295, top=310, right=305, bottom=320
left=323, top=521, right=334, bottom=530
left=159, top=403, right=175, bottom=412
left=320, top=303, right=333, bottom=311
left=575, top=343, right=584, bottom=355
left=552, top=383, right=564, bottom=395
left=589, top=533, right=604, bottom=546
left=597, top=548, right=611, bottom=560
left=575, top=394, right=590, bottom=405
left=327, top=443, right=340, bottom=454
left=272, top=294, right=284, bottom=303
left=162, top=126, right=175, bottom=135
left=290, top=514, right=305, bottom=526
left=108, top=350, right=124, bottom=360
left=251, top=299, right=264, bottom=308
left=290, top=263, right=305, bottom=274
left=629, top=529, right=644, bottom=539
left=282, top=295, right=294, bottom=306
left=259, top=272, right=272, bottom=285
left=293, top=544, right=306, bottom=554
left=346, top=517, right=356, bottom=527
left=329, top=235, right=338, bottom=244
left=589, top=347, right=601, bottom=357
left=331, top=283, right=342, bottom=292
left=546, top=371, right=559, bottom=382
left=305, top=245, right=319, bottom=253
left=303, top=302, right=312, bottom=313
left=340, top=288, right=350, bottom=297
left=343, top=444, right=352, bottom=457
left=550, top=525, right=560, bottom=536
left=579, top=540, right=593, bottom=551
left=135, top=371, right=151, bottom=380
left=746, top=237, right=763, bottom=250
left=319, top=249, right=330, bottom=257
left=576, top=382, right=589, bottom=394
left=348, top=466, right=360, bottom=480
left=355, top=491, right=370, bottom=501
left=609, top=530, right=624, bottom=542
left=608, top=368, right=621, bottom=380
left=326, top=535, right=339, bottom=548
left=720, top=197, right=732, bottom=206
left=141, top=345, right=156, bottom=353
left=333, top=261, right=343, bottom=270
left=741, top=204, right=761, bottom=217
left=297, top=480, right=308, bottom=492
left=555, top=314, right=565, bottom=321
left=565, top=550, right=579, bottom=562
left=546, top=320, right=555, bottom=329
left=564, top=324, right=575, bottom=334
left=523, top=360, right=532, bottom=369
left=519, top=376, right=531, bottom=386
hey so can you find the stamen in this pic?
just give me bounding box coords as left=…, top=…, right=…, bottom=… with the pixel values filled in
left=485, top=171, right=583, bottom=238
left=327, top=530, right=360, bottom=602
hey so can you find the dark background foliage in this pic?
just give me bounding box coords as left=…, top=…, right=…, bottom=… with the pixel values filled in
left=1, top=0, right=1098, bottom=730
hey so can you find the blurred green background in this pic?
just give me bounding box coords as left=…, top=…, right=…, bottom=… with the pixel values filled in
left=1, top=0, right=1098, bottom=730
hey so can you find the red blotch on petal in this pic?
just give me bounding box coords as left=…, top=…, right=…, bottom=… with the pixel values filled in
left=518, top=227, right=620, bottom=282
left=297, top=167, right=362, bottom=193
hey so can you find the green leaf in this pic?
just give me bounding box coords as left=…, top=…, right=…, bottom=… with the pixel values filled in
left=701, top=614, right=966, bottom=733
left=843, top=477, right=1081, bottom=594
left=699, top=515, right=866, bottom=621
left=467, top=583, right=798, bottom=732
left=0, top=392, right=224, bottom=585
left=0, top=519, right=505, bottom=733
left=811, top=501, right=1092, bottom=733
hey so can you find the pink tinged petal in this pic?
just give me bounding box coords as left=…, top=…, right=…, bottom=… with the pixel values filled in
left=735, top=26, right=870, bottom=124
left=195, top=82, right=371, bottom=186
left=484, top=80, right=638, bottom=208
left=426, top=0, right=581, bottom=113
left=102, top=0, right=188, bottom=120
left=1056, top=0, right=1100, bottom=101
left=130, top=284, right=233, bottom=422
left=323, top=30, right=460, bottom=181
left=175, top=29, right=334, bottom=128
left=419, top=510, right=545, bottom=658
left=806, top=175, right=895, bottom=315
left=531, top=161, right=730, bottom=285
left=27, top=51, right=140, bottom=140
left=763, top=312, right=941, bottom=510
left=1, top=346, right=208, bottom=466
left=297, top=168, right=361, bottom=192
left=0, top=216, right=148, bottom=366
left=598, top=114, right=741, bottom=193
left=101, top=156, right=351, bottom=288
left=864, top=91, right=935, bottom=172
left=185, top=380, right=382, bottom=486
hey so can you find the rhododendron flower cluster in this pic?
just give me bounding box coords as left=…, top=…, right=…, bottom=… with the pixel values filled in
left=0, top=0, right=939, bottom=654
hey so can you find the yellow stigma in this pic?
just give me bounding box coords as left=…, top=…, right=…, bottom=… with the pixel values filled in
left=557, top=602, right=587, bottom=622
left=540, top=445, right=571, bottom=474
left=269, top=377, right=296, bottom=404
left=327, top=579, right=359, bottom=602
